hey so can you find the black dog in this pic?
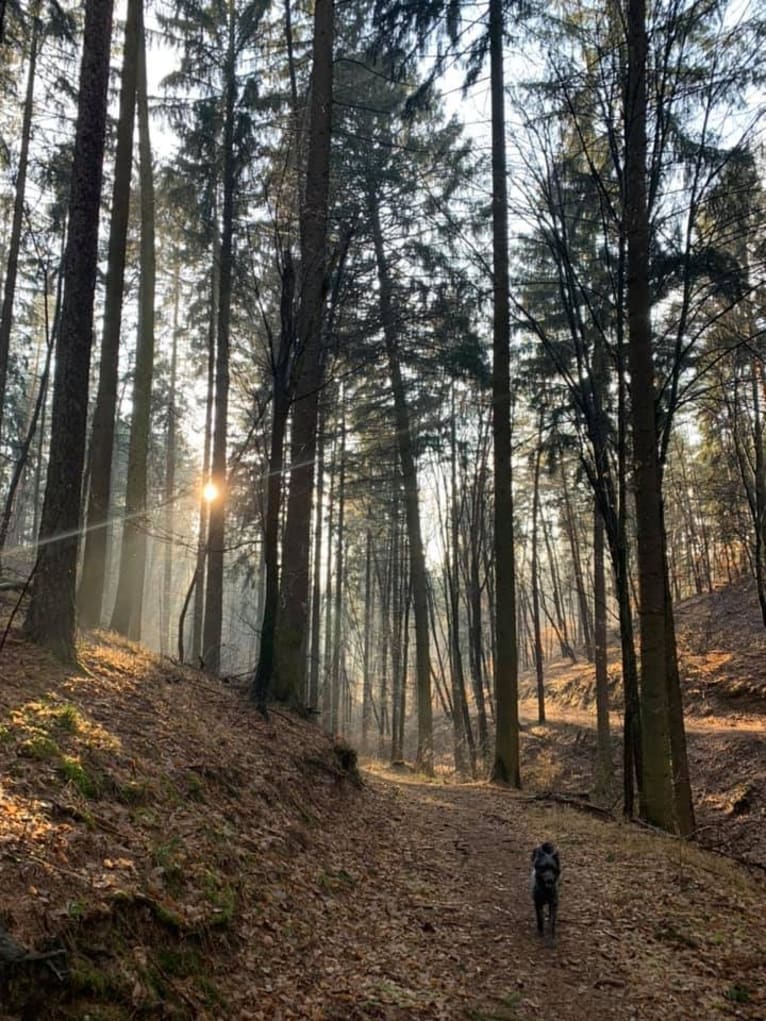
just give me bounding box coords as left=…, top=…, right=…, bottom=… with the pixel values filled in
left=530, top=841, right=560, bottom=942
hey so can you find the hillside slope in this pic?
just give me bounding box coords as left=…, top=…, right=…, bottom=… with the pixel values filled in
left=0, top=595, right=764, bottom=1019
left=517, top=579, right=766, bottom=867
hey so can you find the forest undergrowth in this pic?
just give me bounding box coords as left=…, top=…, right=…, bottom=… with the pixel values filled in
left=0, top=582, right=764, bottom=1019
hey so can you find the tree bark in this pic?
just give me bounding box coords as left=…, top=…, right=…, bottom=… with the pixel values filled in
left=24, top=0, right=114, bottom=662
left=0, top=1, right=41, bottom=446
left=202, top=12, right=236, bottom=673
left=110, top=15, right=155, bottom=640
left=368, top=189, right=434, bottom=775
left=489, top=0, right=520, bottom=786
left=593, top=498, right=613, bottom=801
left=252, top=254, right=295, bottom=704
left=273, top=0, right=334, bottom=704
left=77, top=0, right=140, bottom=628
left=530, top=414, right=545, bottom=724
left=625, top=0, right=676, bottom=832
left=161, top=260, right=181, bottom=654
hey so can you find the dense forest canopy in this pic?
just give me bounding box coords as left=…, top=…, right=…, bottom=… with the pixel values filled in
left=0, top=0, right=765, bottom=834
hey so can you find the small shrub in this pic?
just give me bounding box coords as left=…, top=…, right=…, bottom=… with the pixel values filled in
left=724, top=984, right=751, bottom=1004
left=333, top=740, right=361, bottom=783
left=57, top=756, right=99, bottom=798
left=155, top=947, right=201, bottom=978
left=18, top=734, right=60, bottom=760
left=50, top=703, right=81, bottom=733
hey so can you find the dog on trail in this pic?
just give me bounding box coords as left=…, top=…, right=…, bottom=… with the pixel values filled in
left=530, top=841, right=560, bottom=942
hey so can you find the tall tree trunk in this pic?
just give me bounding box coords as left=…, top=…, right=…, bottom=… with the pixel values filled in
left=395, top=574, right=410, bottom=763
left=161, top=261, right=180, bottom=654
left=448, top=391, right=473, bottom=774
left=368, top=189, right=433, bottom=775
left=202, top=17, right=236, bottom=673
left=625, top=0, right=675, bottom=832
left=376, top=528, right=391, bottom=756
left=330, top=390, right=346, bottom=735
left=0, top=2, right=41, bottom=445
left=252, top=255, right=294, bottom=703
left=489, top=0, right=520, bottom=786
left=530, top=415, right=545, bottom=724
left=321, top=412, right=337, bottom=726
left=389, top=493, right=402, bottom=761
left=361, top=527, right=374, bottom=750
left=110, top=16, right=155, bottom=640
left=191, top=258, right=218, bottom=662
left=466, top=415, right=490, bottom=768
left=273, top=0, right=334, bottom=704
left=593, top=498, right=613, bottom=802
left=24, top=0, right=114, bottom=662
left=77, top=0, right=140, bottom=627
left=560, top=464, right=592, bottom=660
left=308, top=397, right=327, bottom=712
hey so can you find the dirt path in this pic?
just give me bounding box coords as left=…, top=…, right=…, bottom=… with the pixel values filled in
left=233, top=770, right=766, bottom=1020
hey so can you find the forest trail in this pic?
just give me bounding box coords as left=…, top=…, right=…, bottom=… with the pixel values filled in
left=308, top=768, right=766, bottom=1021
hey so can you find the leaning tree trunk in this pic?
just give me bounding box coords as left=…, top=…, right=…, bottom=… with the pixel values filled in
left=273, top=0, right=334, bottom=705
left=24, top=0, right=114, bottom=662
left=110, top=17, right=155, bottom=641
left=0, top=266, right=54, bottom=561
left=77, top=0, right=140, bottom=628
left=489, top=0, right=520, bottom=786
left=0, top=1, right=41, bottom=445
left=369, top=188, right=434, bottom=775
left=625, top=0, right=676, bottom=833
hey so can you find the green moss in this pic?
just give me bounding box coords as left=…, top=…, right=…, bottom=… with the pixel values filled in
left=153, top=838, right=186, bottom=895
left=69, top=958, right=123, bottom=999
left=202, top=870, right=236, bottom=927
left=67, top=898, right=87, bottom=919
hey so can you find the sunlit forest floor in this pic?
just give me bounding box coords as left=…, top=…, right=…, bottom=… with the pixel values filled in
left=515, top=576, right=766, bottom=867
left=0, top=582, right=764, bottom=1019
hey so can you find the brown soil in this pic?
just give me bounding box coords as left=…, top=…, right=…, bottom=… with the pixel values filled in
left=0, top=584, right=764, bottom=1019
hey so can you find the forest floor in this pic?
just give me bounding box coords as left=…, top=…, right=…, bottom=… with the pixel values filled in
left=0, top=581, right=765, bottom=1019
left=517, top=576, right=766, bottom=868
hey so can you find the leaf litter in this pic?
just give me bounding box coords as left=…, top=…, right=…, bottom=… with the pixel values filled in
left=0, top=596, right=764, bottom=1019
